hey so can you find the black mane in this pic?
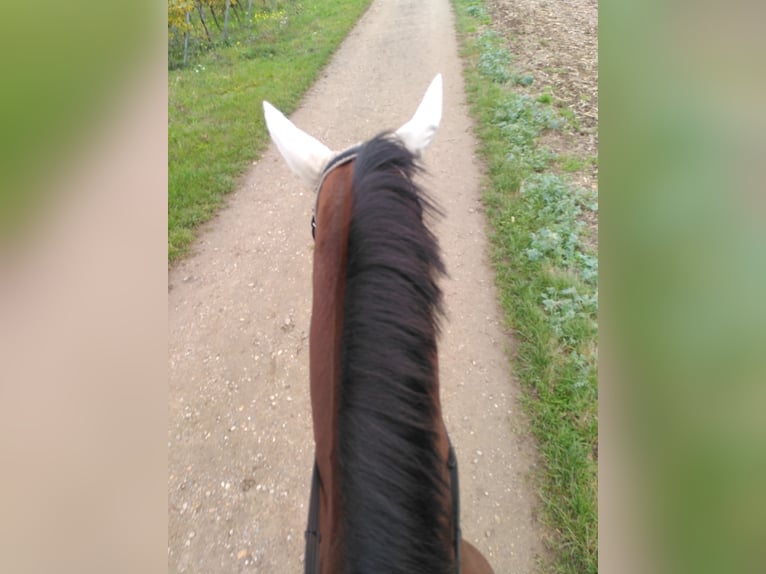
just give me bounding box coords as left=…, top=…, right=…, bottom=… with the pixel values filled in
left=338, top=134, right=453, bottom=573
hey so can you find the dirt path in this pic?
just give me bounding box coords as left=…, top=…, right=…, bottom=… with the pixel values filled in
left=168, top=1, right=545, bottom=572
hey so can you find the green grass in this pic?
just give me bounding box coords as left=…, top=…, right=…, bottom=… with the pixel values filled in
left=558, top=155, right=595, bottom=173
left=168, top=0, right=372, bottom=262
left=451, top=1, right=598, bottom=573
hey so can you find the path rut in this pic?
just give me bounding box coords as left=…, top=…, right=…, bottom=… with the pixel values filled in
left=168, top=1, right=545, bottom=571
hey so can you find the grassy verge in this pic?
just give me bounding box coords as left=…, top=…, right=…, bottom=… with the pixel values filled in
left=168, top=0, right=372, bottom=262
left=450, top=1, right=598, bottom=572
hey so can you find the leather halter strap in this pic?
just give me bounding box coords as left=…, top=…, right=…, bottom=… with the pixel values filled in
left=303, top=442, right=463, bottom=574
left=310, top=144, right=361, bottom=240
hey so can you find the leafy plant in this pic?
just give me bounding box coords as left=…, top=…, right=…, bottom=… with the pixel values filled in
left=477, top=31, right=512, bottom=83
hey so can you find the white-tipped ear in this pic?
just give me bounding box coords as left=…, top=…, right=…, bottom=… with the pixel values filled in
left=263, top=101, right=332, bottom=185
left=395, top=74, right=442, bottom=156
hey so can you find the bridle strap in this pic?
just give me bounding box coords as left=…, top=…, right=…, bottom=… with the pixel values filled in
left=311, top=144, right=362, bottom=240
left=303, top=442, right=462, bottom=573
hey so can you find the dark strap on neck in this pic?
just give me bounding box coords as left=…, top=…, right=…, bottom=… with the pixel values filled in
left=304, top=460, right=321, bottom=574
left=448, top=444, right=462, bottom=573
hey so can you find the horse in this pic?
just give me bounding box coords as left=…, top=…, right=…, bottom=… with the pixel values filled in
left=263, top=75, right=495, bottom=574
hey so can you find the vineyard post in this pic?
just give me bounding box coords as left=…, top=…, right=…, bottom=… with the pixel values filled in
left=183, top=9, right=191, bottom=66
left=223, top=0, right=231, bottom=42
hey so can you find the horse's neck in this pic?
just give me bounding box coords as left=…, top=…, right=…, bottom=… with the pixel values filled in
left=308, top=164, right=354, bottom=573
left=308, top=163, right=454, bottom=572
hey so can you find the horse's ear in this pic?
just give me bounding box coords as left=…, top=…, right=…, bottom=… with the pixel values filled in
left=395, top=74, right=442, bottom=156
left=263, top=101, right=332, bottom=185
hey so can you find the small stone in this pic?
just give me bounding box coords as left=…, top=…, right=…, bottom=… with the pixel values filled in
left=237, top=549, right=248, bottom=560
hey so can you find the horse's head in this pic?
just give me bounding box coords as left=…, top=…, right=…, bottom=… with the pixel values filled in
left=262, top=74, right=442, bottom=186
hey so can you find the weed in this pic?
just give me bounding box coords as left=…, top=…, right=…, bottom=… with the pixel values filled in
left=558, top=106, right=579, bottom=130
left=514, top=73, right=535, bottom=86
left=560, top=155, right=586, bottom=172
left=541, top=286, right=597, bottom=345
left=462, top=0, right=490, bottom=23
left=477, top=31, right=512, bottom=84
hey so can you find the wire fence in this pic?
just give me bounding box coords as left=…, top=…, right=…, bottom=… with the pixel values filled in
left=168, top=0, right=288, bottom=69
